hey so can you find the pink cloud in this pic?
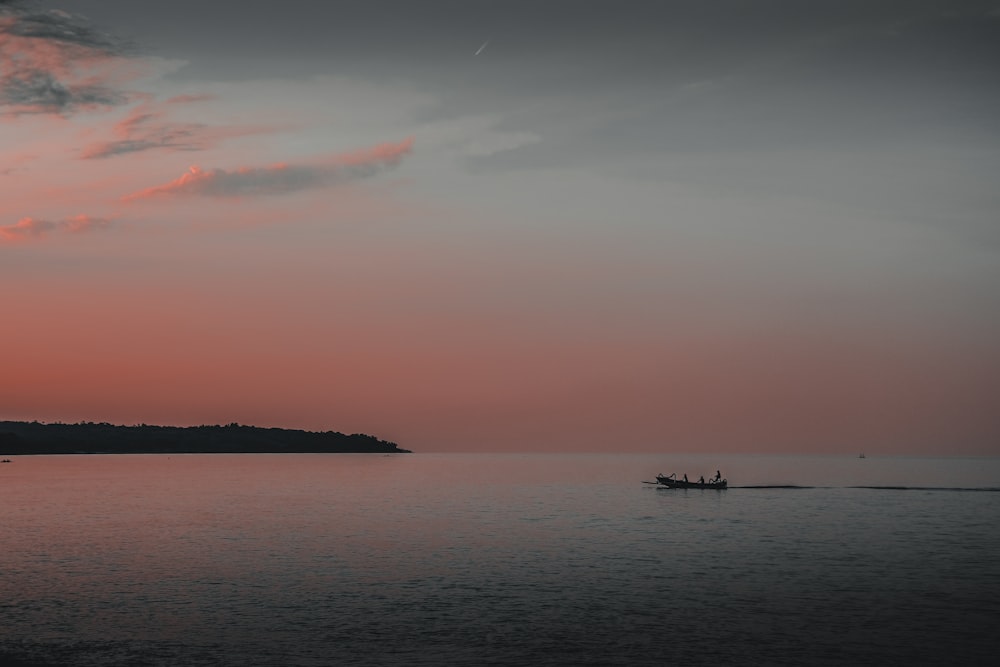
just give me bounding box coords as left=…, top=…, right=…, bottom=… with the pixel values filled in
left=62, top=214, right=113, bottom=234
left=123, top=137, right=414, bottom=201
left=0, top=214, right=111, bottom=242
left=0, top=217, right=56, bottom=241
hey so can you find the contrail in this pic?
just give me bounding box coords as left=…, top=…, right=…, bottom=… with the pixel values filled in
left=475, top=40, right=489, bottom=56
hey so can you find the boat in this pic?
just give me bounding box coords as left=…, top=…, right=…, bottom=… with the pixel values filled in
left=858, top=453, right=866, bottom=459
left=654, top=473, right=727, bottom=490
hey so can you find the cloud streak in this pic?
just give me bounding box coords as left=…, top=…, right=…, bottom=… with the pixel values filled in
left=123, top=137, right=414, bottom=201
left=80, top=95, right=274, bottom=159
left=0, top=214, right=111, bottom=242
left=0, top=5, right=130, bottom=115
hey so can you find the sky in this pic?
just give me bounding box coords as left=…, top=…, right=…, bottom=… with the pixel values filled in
left=2, top=0, right=998, bottom=455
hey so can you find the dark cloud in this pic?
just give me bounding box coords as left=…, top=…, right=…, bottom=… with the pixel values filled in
left=0, top=3, right=131, bottom=115
left=80, top=96, right=271, bottom=159
left=82, top=139, right=168, bottom=159
left=66, top=0, right=999, bottom=166
left=64, top=1, right=1000, bottom=79
left=81, top=113, right=207, bottom=159
left=4, top=6, right=123, bottom=51
left=1, top=70, right=125, bottom=112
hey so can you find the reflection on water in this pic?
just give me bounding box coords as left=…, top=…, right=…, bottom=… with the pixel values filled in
left=2, top=454, right=999, bottom=665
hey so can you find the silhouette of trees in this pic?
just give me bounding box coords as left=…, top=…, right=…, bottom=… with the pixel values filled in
left=0, top=421, right=410, bottom=455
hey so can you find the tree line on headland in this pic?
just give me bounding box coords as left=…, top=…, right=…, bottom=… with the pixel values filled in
left=0, top=421, right=411, bottom=455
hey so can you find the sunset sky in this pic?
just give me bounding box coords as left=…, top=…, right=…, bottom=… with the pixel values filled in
left=2, top=0, right=998, bottom=454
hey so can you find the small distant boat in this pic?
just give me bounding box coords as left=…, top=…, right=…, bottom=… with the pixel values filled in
left=1, top=459, right=11, bottom=463
left=653, top=473, right=727, bottom=490
left=858, top=453, right=866, bottom=459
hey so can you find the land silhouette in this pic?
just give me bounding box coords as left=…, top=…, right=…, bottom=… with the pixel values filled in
left=0, top=421, right=410, bottom=455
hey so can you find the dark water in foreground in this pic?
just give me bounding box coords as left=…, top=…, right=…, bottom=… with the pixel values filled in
left=2, top=453, right=999, bottom=666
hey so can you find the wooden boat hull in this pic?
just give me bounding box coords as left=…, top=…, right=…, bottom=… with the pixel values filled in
left=655, top=475, right=727, bottom=490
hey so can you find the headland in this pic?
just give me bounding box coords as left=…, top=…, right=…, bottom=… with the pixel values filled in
left=0, top=421, right=411, bottom=455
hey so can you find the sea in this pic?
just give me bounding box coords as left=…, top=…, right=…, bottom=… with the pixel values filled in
left=2, top=453, right=998, bottom=666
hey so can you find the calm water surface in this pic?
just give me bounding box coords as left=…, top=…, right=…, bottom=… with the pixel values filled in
left=2, top=453, right=999, bottom=666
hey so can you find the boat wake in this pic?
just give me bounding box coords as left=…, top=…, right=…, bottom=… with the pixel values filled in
left=646, top=484, right=1000, bottom=492
left=848, top=486, right=1000, bottom=492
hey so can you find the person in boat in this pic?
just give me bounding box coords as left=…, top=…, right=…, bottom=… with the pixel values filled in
left=714, top=470, right=722, bottom=482
left=698, top=476, right=705, bottom=484
left=683, top=474, right=688, bottom=483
